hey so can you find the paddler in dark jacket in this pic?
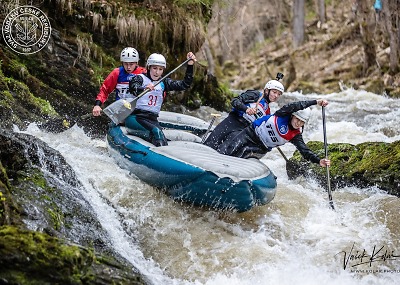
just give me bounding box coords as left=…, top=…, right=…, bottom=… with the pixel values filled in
left=216, top=99, right=331, bottom=168
left=203, top=77, right=284, bottom=150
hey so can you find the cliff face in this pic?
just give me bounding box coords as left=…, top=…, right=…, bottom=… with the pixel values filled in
left=0, top=129, right=148, bottom=283
left=0, top=0, right=218, bottom=136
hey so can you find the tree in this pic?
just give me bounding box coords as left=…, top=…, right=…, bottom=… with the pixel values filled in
left=356, top=0, right=377, bottom=74
left=293, top=0, right=305, bottom=48
left=316, top=0, right=326, bottom=24
left=382, top=0, right=399, bottom=74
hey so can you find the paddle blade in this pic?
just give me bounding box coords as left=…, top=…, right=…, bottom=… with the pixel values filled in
left=103, top=98, right=137, bottom=124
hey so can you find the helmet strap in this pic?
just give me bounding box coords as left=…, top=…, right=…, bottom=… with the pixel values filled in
left=146, top=69, right=152, bottom=79
left=264, top=89, right=271, bottom=103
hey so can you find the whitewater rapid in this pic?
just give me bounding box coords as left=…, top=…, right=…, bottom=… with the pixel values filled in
left=23, top=88, right=400, bottom=285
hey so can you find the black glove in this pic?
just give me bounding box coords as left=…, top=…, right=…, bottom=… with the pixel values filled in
left=129, top=75, right=145, bottom=96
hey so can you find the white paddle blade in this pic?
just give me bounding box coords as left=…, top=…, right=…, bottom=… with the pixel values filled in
left=103, top=98, right=137, bottom=124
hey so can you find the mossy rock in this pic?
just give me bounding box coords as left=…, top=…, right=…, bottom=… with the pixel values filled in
left=0, top=226, right=146, bottom=284
left=287, top=141, right=400, bottom=195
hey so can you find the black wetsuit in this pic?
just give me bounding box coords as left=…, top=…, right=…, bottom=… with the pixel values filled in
left=203, top=90, right=269, bottom=150
left=217, top=100, right=322, bottom=162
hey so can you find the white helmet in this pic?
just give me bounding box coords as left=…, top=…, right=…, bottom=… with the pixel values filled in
left=264, top=80, right=285, bottom=93
left=120, top=47, right=139, bottom=62
left=293, top=108, right=311, bottom=123
left=146, top=53, right=166, bottom=68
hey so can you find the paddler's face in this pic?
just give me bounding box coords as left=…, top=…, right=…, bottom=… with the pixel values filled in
left=122, top=62, right=137, bottom=73
left=149, top=65, right=165, bottom=80
left=291, top=116, right=306, bottom=129
left=265, top=89, right=282, bottom=102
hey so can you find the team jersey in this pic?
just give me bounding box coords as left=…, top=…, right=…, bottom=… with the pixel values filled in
left=232, top=90, right=270, bottom=123
left=241, top=99, right=270, bottom=123
left=95, top=66, right=146, bottom=103
left=253, top=115, right=300, bottom=148
left=134, top=74, right=165, bottom=114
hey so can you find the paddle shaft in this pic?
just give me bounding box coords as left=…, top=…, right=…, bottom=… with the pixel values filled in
left=322, top=106, right=335, bottom=210
left=276, top=146, right=289, bottom=162
left=201, top=114, right=221, bottom=143
left=102, top=58, right=192, bottom=124
left=135, top=57, right=192, bottom=101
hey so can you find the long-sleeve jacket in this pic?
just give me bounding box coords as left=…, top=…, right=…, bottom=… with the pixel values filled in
left=253, top=100, right=321, bottom=164
left=231, top=90, right=270, bottom=123
left=129, top=65, right=193, bottom=96
left=95, top=66, right=146, bottom=106
left=129, top=65, right=194, bottom=115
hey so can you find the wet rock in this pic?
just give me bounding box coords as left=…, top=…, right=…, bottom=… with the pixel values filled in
left=287, top=141, right=400, bottom=196
left=0, top=129, right=147, bottom=284
left=0, top=226, right=146, bottom=285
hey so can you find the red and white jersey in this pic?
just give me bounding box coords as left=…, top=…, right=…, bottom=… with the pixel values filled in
left=95, top=66, right=146, bottom=103
left=253, top=115, right=300, bottom=148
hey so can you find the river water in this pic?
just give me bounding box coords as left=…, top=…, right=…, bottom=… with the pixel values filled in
left=24, top=88, right=400, bottom=285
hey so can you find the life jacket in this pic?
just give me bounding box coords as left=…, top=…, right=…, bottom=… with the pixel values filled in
left=115, top=66, right=136, bottom=100
left=134, top=74, right=165, bottom=115
left=253, top=115, right=301, bottom=148
left=241, top=98, right=270, bottom=123
left=233, top=90, right=271, bottom=123
left=96, top=65, right=147, bottom=104
left=115, top=66, right=147, bottom=100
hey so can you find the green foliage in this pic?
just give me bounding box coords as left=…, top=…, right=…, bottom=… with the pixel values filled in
left=0, top=191, right=5, bottom=220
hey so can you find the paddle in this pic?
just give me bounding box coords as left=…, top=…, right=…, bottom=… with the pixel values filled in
left=276, top=146, right=289, bottom=162
left=103, top=58, right=192, bottom=125
left=201, top=113, right=221, bottom=143
left=322, top=106, right=335, bottom=210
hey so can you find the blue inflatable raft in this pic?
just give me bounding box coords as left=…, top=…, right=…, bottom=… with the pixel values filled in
left=106, top=112, right=277, bottom=212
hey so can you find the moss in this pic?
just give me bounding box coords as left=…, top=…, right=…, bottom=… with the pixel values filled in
left=0, top=191, right=5, bottom=221
left=291, top=141, right=400, bottom=193
left=16, top=168, right=67, bottom=231
left=19, top=169, right=52, bottom=191
left=0, top=90, right=13, bottom=108
left=4, top=57, right=30, bottom=81
left=0, top=226, right=96, bottom=284
left=1, top=75, right=58, bottom=118
left=47, top=208, right=64, bottom=231
left=89, top=48, right=118, bottom=86
left=30, top=96, right=58, bottom=117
